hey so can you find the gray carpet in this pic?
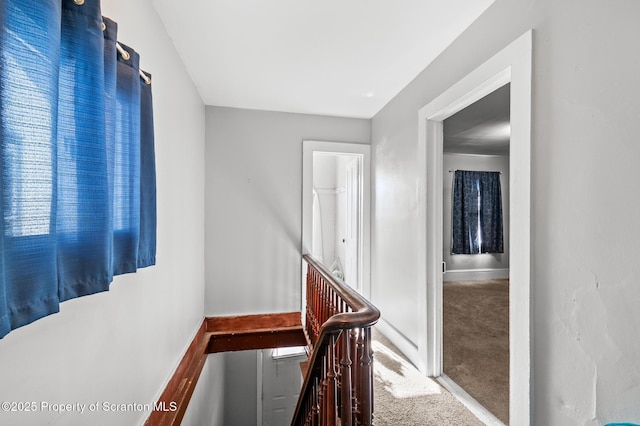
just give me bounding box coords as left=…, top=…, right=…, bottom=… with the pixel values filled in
left=443, top=279, right=510, bottom=424
left=372, top=328, right=483, bottom=425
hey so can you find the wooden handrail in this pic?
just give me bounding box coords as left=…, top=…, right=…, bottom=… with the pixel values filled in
left=292, top=254, right=380, bottom=426
left=145, top=255, right=379, bottom=426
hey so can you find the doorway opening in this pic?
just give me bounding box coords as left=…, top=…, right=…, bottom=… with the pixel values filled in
left=312, top=152, right=362, bottom=290
left=442, top=83, right=511, bottom=424
left=418, top=31, right=532, bottom=426
left=302, top=140, right=371, bottom=304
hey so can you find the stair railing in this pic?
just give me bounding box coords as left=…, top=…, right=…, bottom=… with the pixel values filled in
left=292, top=254, right=380, bottom=426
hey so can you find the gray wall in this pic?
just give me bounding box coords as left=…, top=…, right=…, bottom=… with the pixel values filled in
left=182, top=354, right=225, bottom=426
left=182, top=351, right=255, bottom=426
left=371, top=0, right=640, bottom=424
left=0, top=1, right=206, bottom=425
left=205, top=106, right=370, bottom=316
left=222, top=351, right=258, bottom=426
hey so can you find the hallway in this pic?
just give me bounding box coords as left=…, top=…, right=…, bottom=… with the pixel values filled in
left=372, top=329, right=482, bottom=425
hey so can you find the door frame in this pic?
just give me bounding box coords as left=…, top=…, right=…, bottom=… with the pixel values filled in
left=418, top=31, right=532, bottom=425
left=301, top=140, right=371, bottom=307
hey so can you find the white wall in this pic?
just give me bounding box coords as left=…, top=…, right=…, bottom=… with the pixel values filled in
left=443, top=153, right=509, bottom=279
left=205, top=106, right=370, bottom=316
left=0, top=1, right=206, bottom=425
left=371, top=0, right=640, bottom=424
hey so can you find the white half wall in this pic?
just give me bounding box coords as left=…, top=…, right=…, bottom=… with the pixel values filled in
left=0, top=1, right=206, bottom=425
left=205, top=106, right=370, bottom=316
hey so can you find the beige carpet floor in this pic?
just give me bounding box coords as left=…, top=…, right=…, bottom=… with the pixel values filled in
left=372, top=328, right=483, bottom=425
left=443, top=279, right=510, bottom=424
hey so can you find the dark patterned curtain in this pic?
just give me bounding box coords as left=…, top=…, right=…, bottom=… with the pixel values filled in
left=451, top=170, right=503, bottom=254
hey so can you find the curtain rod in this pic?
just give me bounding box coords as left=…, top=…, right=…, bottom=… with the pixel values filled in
left=115, top=42, right=151, bottom=85
left=449, top=169, right=502, bottom=174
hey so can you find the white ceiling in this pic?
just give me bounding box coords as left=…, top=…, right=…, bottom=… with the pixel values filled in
left=151, top=0, right=494, bottom=119
left=444, top=83, right=510, bottom=156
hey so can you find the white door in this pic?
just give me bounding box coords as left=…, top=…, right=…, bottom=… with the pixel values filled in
left=261, top=349, right=306, bottom=426
left=344, top=157, right=360, bottom=291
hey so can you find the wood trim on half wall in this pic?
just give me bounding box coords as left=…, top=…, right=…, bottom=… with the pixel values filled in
left=145, top=312, right=306, bottom=426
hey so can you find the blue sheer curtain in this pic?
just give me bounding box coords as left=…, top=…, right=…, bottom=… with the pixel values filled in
left=451, top=170, right=503, bottom=255
left=112, top=41, right=141, bottom=276
left=57, top=0, right=111, bottom=301
left=0, top=0, right=156, bottom=338
left=138, top=71, right=157, bottom=268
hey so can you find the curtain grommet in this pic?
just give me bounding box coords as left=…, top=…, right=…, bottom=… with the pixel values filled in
left=116, top=43, right=131, bottom=61
left=73, top=0, right=85, bottom=5
left=101, top=22, right=106, bottom=31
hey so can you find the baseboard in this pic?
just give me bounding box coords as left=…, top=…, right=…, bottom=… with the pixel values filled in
left=374, top=318, right=421, bottom=370
left=443, top=268, right=509, bottom=282
left=436, top=374, right=505, bottom=426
